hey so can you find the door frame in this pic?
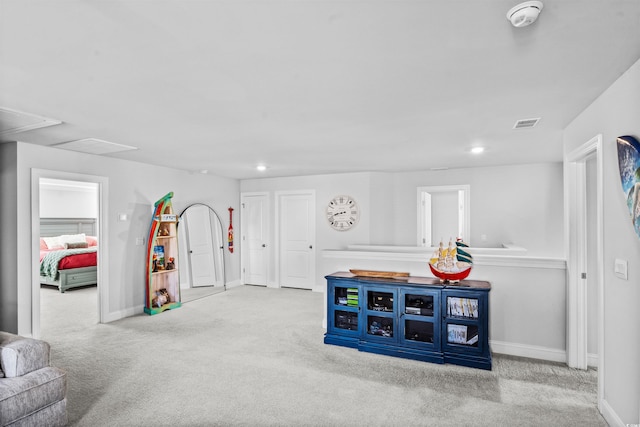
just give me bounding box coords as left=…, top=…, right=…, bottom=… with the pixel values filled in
left=416, top=185, right=470, bottom=247
left=564, top=134, right=604, bottom=409
left=240, top=191, right=270, bottom=286
left=31, top=169, right=109, bottom=338
left=274, top=189, right=316, bottom=289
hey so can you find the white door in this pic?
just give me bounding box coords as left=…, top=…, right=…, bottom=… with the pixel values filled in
left=241, top=193, right=269, bottom=286
left=185, top=205, right=218, bottom=287
left=278, top=191, right=315, bottom=290
left=420, top=192, right=432, bottom=247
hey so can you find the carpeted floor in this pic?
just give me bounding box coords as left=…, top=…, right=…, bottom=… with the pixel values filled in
left=181, top=285, right=226, bottom=303
left=40, top=285, right=606, bottom=426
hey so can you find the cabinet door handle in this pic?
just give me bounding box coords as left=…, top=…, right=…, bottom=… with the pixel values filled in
left=309, top=245, right=313, bottom=249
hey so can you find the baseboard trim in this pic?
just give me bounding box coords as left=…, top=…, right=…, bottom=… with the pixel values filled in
left=103, top=305, right=144, bottom=323
left=225, top=279, right=243, bottom=289
left=600, top=398, right=625, bottom=427
left=490, top=340, right=566, bottom=363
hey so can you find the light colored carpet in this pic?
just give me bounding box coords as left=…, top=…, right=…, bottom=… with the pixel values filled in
left=40, top=285, right=606, bottom=426
left=181, top=285, right=226, bottom=303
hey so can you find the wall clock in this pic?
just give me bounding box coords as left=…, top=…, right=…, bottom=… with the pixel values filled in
left=326, top=195, right=359, bottom=231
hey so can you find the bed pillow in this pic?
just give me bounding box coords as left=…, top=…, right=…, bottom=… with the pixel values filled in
left=86, top=236, right=98, bottom=247
left=59, top=233, right=86, bottom=245
left=65, top=241, right=89, bottom=249
left=42, top=236, right=64, bottom=250
left=39, top=238, right=48, bottom=250
left=43, top=233, right=87, bottom=250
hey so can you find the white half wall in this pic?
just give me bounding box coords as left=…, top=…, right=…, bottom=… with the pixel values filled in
left=321, top=249, right=566, bottom=359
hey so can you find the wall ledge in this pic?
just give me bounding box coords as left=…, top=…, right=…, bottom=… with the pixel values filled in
left=322, top=249, right=566, bottom=270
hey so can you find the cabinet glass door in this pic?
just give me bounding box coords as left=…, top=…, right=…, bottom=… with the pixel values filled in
left=328, top=283, right=360, bottom=337
left=445, top=323, right=479, bottom=347
left=364, top=287, right=397, bottom=342
left=445, top=296, right=479, bottom=320
left=400, top=290, right=440, bottom=349
left=334, top=285, right=359, bottom=309
left=442, top=290, right=485, bottom=354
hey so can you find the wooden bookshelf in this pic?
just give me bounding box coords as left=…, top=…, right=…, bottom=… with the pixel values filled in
left=144, top=192, right=181, bottom=315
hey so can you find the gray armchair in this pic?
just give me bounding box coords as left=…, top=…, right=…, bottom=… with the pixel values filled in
left=0, top=332, right=67, bottom=426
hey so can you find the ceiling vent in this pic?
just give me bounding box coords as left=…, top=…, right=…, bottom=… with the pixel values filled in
left=52, top=138, right=138, bottom=155
left=0, top=107, right=62, bottom=136
left=513, top=118, right=540, bottom=129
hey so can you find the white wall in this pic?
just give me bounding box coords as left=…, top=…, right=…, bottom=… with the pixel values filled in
left=39, top=178, right=98, bottom=218
left=564, top=58, right=640, bottom=425
left=369, top=172, right=394, bottom=244
left=390, top=163, right=564, bottom=257
left=0, top=143, right=18, bottom=332
left=240, top=172, right=373, bottom=287
left=0, top=141, right=239, bottom=335
left=430, top=190, right=459, bottom=244
left=241, top=163, right=565, bottom=289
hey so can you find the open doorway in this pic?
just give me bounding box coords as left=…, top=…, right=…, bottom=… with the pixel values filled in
left=565, top=134, right=604, bottom=412
left=38, top=178, right=99, bottom=337
left=31, top=169, right=108, bottom=339
left=417, top=185, right=470, bottom=247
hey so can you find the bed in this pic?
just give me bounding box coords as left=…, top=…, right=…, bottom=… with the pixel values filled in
left=39, top=218, right=98, bottom=293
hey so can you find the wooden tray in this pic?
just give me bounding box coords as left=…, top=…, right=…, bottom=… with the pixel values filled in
left=349, top=269, right=410, bottom=279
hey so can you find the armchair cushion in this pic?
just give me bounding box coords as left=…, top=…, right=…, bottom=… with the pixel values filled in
left=0, top=367, right=67, bottom=426
left=0, top=333, right=67, bottom=426
left=0, top=332, right=50, bottom=378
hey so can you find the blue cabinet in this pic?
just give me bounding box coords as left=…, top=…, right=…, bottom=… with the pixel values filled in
left=325, top=272, right=491, bottom=370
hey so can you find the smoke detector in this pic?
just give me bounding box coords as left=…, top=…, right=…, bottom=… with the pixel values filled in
left=507, top=1, right=543, bottom=28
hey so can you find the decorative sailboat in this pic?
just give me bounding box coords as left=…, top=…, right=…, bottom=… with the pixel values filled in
left=428, top=238, right=473, bottom=283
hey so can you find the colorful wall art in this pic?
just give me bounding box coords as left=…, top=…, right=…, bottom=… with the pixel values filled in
left=617, top=135, right=640, bottom=239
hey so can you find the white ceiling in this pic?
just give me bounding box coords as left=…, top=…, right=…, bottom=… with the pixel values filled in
left=1, top=0, right=640, bottom=180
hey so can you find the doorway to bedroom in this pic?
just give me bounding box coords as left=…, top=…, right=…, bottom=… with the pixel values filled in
left=38, top=178, right=99, bottom=337
left=31, top=169, right=108, bottom=340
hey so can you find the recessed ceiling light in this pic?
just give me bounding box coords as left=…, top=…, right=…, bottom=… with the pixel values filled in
left=256, top=164, right=267, bottom=172
left=471, top=147, right=485, bottom=154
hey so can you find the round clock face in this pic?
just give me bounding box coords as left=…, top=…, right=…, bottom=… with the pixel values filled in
left=326, top=195, right=359, bottom=231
